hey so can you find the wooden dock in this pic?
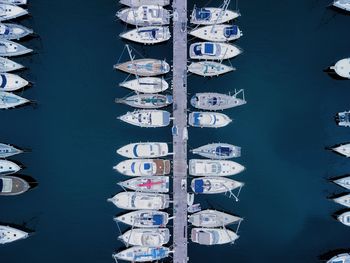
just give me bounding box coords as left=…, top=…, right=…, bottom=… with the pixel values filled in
left=172, top=0, right=188, bottom=261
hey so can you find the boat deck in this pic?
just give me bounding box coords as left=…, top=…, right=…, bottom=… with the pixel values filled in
left=172, top=0, right=188, bottom=261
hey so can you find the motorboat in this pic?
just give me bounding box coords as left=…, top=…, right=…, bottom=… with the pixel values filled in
left=119, top=228, right=170, bottom=246
left=115, top=59, right=170, bottom=76
left=188, top=61, right=235, bottom=77
left=108, top=192, right=169, bottom=210
left=336, top=111, right=350, bottom=127
left=189, top=111, right=232, bottom=128
left=0, top=56, right=24, bottom=72
left=189, top=42, right=242, bottom=60
left=120, top=0, right=170, bottom=7
left=327, top=253, right=350, bottom=263
left=119, top=77, right=168, bottom=93
left=191, top=228, right=238, bottom=245
left=113, top=246, right=170, bottom=262
left=113, top=159, right=170, bottom=176
left=120, top=26, right=171, bottom=44
left=114, top=210, right=169, bottom=228
left=0, top=91, right=29, bottom=109
left=191, top=143, right=241, bottom=159
left=0, top=159, right=21, bottom=174
left=118, top=176, right=169, bottom=193
left=0, top=73, right=28, bottom=91
left=118, top=110, right=171, bottom=128
left=0, top=225, right=28, bottom=244
left=333, top=194, right=350, bottom=208
left=337, top=211, right=350, bottom=226
left=191, top=177, right=244, bottom=194
left=0, top=175, right=29, bottom=196
left=0, top=4, right=28, bottom=21
left=117, top=6, right=170, bottom=26
left=333, top=0, right=350, bottom=11
left=188, top=209, right=242, bottom=227
left=189, top=24, right=242, bottom=42
left=0, top=143, right=22, bottom=158
left=189, top=159, right=245, bottom=176
left=332, top=143, right=350, bottom=157
left=333, top=176, right=350, bottom=190
left=116, top=94, right=173, bottom=109
left=190, top=7, right=240, bottom=25
left=0, top=23, right=33, bottom=40
left=0, top=39, right=32, bottom=57
left=117, top=142, right=169, bottom=158
left=330, top=58, right=350, bottom=79
left=190, top=90, right=246, bottom=110
left=0, top=0, right=27, bottom=5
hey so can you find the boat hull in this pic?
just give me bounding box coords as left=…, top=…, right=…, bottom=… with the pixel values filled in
left=188, top=61, right=234, bottom=77
left=114, top=210, right=169, bottom=228
left=119, top=77, right=169, bottom=93
left=0, top=175, right=30, bottom=196
left=0, top=91, right=29, bottom=109
left=120, top=26, right=171, bottom=44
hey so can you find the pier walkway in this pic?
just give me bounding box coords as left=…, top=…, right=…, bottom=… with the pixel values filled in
left=172, top=0, right=188, bottom=262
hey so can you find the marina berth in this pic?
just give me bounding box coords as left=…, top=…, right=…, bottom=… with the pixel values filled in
left=120, top=0, right=170, bottom=7
left=0, top=225, right=28, bottom=244
left=333, top=176, right=350, bottom=190
left=120, top=26, right=171, bottom=44
left=117, top=142, right=168, bottom=158
left=0, top=39, right=32, bottom=57
left=0, top=0, right=27, bottom=5
left=337, top=211, right=350, bottom=227
left=191, top=143, right=241, bottom=159
left=117, top=6, right=170, bottom=26
left=330, top=58, right=350, bottom=79
left=119, top=77, right=169, bottom=94
left=115, top=94, right=173, bottom=109
left=189, top=24, right=242, bottom=42
left=0, top=175, right=30, bottom=196
left=0, top=23, right=33, bottom=40
left=332, top=143, right=350, bottom=157
left=0, top=56, right=24, bottom=72
left=333, top=194, right=350, bottom=208
left=191, top=177, right=244, bottom=194
left=190, top=90, right=246, bottom=110
left=118, top=176, right=170, bottom=193
left=114, top=210, right=169, bottom=228
left=189, top=42, right=242, bottom=60
left=114, top=159, right=170, bottom=176
left=188, top=209, right=242, bottom=227
left=190, top=7, right=240, bottom=25
left=0, top=159, right=21, bottom=174
left=119, top=228, right=170, bottom=246
left=118, top=110, right=171, bottom=128
left=189, top=159, right=245, bottom=176
left=333, top=0, right=350, bottom=11
left=0, top=73, right=28, bottom=91
left=0, top=143, right=22, bottom=158
left=0, top=4, right=28, bottom=21
left=336, top=111, right=350, bottom=127
left=115, top=58, right=170, bottom=76
left=327, top=253, right=350, bottom=263
left=107, top=192, right=170, bottom=210
left=0, top=91, right=29, bottom=109
left=189, top=111, right=232, bottom=128
left=188, top=61, right=235, bottom=77
left=190, top=228, right=238, bottom=245
left=113, top=246, right=170, bottom=262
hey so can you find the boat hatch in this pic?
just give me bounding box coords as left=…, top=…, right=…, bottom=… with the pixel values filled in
left=216, top=146, right=232, bottom=156
left=208, top=97, right=218, bottom=105
left=144, top=163, right=151, bottom=170
left=195, top=8, right=211, bottom=20
left=194, top=179, right=204, bottom=193
left=224, top=25, right=238, bottom=38
left=153, top=214, right=163, bottom=225
left=204, top=43, right=214, bottom=55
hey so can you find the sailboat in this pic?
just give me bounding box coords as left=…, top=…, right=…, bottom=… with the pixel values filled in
left=0, top=91, right=29, bottom=109
left=189, top=42, right=242, bottom=60
left=189, top=24, right=242, bottom=42
left=0, top=4, right=28, bottom=21
left=0, top=73, right=29, bottom=91
left=116, top=94, right=173, bottom=109
left=119, top=77, right=169, bottom=93
left=188, top=61, right=235, bottom=77
left=190, top=90, right=246, bottom=110
left=0, top=57, right=24, bottom=72
left=117, top=5, right=170, bottom=26
left=120, top=26, right=171, bottom=44
left=0, top=23, right=33, bottom=40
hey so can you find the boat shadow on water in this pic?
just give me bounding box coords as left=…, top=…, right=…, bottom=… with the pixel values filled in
left=319, top=248, right=350, bottom=261
left=15, top=174, right=38, bottom=189
left=323, top=67, right=348, bottom=80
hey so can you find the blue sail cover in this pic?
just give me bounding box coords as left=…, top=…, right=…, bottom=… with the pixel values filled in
left=216, top=146, right=232, bottom=156
left=195, top=8, right=211, bottom=20
left=204, top=43, right=214, bottom=54
left=144, top=163, right=151, bottom=170
left=194, top=179, right=204, bottom=193
left=224, top=25, right=238, bottom=38
left=152, top=214, right=164, bottom=226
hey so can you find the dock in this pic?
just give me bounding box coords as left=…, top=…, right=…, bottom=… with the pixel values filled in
left=172, top=0, right=188, bottom=261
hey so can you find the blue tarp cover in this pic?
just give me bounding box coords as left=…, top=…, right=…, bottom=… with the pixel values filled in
left=204, top=43, right=214, bottom=54
left=194, top=179, right=204, bottom=193
left=195, top=8, right=211, bottom=20
left=144, top=163, right=151, bottom=170
left=216, top=146, right=232, bottom=156
left=193, top=112, right=201, bottom=126
left=153, top=214, right=163, bottom=225
left=224, top=25, right=238, bottom=38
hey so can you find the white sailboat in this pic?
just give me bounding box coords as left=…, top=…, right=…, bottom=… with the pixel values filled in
left=108, top=192, right=170, bottom=210
left=120, top=26, right=171, bottom=44
left=120, top=0, right=170, bottom=7
left=0, top=57, right=24, bottom=72
left=191, top=7, right=240, bottom=25
left=333, top=194, right=350, bottom=208
left=190, top=90, right=246, bottom=110
left=189, top=24, right=242, bottom=42
left=189, top=159, right=245, bottom=176
left=0, top=91, right=29, bottom=109
left=188, top=209, right=242, bottom=227
left=189, top=42, right=242, bottom=60
left=118, top=176, right=169, bottom=193
left=119, top=228, right=170, bottom=246
left=0, top=39, right=32, bottom=57
left=333, top=176, right=350, bottom=190
left=191, top=177, right=244, bottom=195
left=332, top=143, right=350, bottom=157
left=0, top=73, right=28, bottom=91
left=113, top=246, right=170, bottom=262
left=117, top=5, right=170, bottom=26
left=330, top=58, right=350, bottom=79
left=114, top=210, right=169, bottom=228
left=0, top=159, right=21, bottom=174
left=191, top=228, right=238, bottom=245
left=188, top=111, right=232, bottom=128
left=0, top=23, right=33, bottom=40
left=119, top=77, right=169, bottom=93
left=191, top=143, right=241, bottom=159
left=114, top=159, right=170, bottom=176
left=188, top=61, right=235, bottom=77
left=118, top=110, right=171, bottom=128
left=0, top=4, right=28, bottom=21
left=0, top=225, right=28, bottom=244
left=337, top=211, right=350, bottom=227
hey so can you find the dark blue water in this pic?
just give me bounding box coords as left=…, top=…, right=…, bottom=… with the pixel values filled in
left=1, top=0, right=350, bottom=262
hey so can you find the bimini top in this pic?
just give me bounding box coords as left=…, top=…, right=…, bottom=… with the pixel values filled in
left=194, top=8, right=211, bottom=21
left=224, top=25, right=238, bottom=38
